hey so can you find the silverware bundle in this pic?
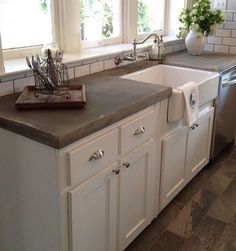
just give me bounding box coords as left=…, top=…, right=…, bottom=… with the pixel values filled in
left=26, top=49, right=71, bottom=99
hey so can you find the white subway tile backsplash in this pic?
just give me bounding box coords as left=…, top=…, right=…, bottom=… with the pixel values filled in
left=75, top=64, right=90, bottom=78
left=0, top=81, right=14, bottom=96
left=214, top=45, right=229, bottom=53
left=90, top=61, right=104, bottom=74
left=225, top=12, right=233, bottom=21
left=14, top=76, right=34, bottom=93
left=3, top=14, right=236, bottom=99
left=216, top=23, right=224, bottom=29
left=172, top=43, right=185, bottom=52
left=216, top=29, right=231, bottom=37
left=206, top=11, right=236, bottom=55
left=204, top=44, right=214, bottom=52
left=224, top=21, right=236, bottom=29
left=229, top=46, right=236, bottom=54
left=223, top=37, right=236, bottom=45
left=67, top=67, right=75, bottom=80
left=207, top=36, right=222, bottom=44
left=104, top=59, right=116, bottom=70
left=165, top=45, right=173, bottom=54
left=231, top=30, right=236, bottom=37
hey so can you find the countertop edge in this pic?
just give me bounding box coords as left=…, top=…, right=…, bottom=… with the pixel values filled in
left=58, top=87, right=171, bottom=149
left=0, top=87, right=171, bottom=149
left=0, top=116, right=59, bottom=148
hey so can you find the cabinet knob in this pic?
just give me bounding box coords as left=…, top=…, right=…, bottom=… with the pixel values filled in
left=190, top=123, right=199, bottom=130
left=89, top=150, right=104, bottom=162
left=112, top=169, right=120, bottom=175
left=133, top=126, right=145, bottom=136
left=123, top=162, right=130, bottom=168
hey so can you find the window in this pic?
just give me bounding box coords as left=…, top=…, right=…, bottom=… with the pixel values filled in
left=79, top=0, right=122, bottom=47
left=167, top=0, right=186, bottom=36
left=124, top=0, right=165, bottom=43
left=80, top=0, right=120, bottom=41
left=0, top=0, right=53, bottom=50
left=137, top=0, right=164, bottom=35
left=0, top=0, right=188, bottom=60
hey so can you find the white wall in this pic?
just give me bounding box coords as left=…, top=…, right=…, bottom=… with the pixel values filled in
left=205, top=0, right=236, bottom=54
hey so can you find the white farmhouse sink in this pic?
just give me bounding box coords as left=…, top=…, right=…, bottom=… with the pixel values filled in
left=121, top=65, right=219, bottom=122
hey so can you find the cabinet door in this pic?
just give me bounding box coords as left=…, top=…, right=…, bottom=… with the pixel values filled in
left=160, top=126, right=188, bottom=210
left=186, top=108, right=214, bottom=182
left=69, top=163, right=118, bottom=251
left=119, top=140, right=157, bottom=250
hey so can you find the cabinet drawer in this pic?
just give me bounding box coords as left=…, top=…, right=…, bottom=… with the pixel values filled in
left=67, top=129, right=118, bottom=186
left=120, top=110, right=156, bottom=155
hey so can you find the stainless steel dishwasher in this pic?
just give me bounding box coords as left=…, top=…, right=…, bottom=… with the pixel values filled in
left=211, top=66, right=236, bottom=159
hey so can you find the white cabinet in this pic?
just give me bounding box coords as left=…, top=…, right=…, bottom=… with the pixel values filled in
left=160, top=107, right=214, bottom=210
left=69, top=163, right=119, bottom=251
left=66, top=105, right=159, bottom=251
left=186, top=108, right=214, bottom=181
left=67, top=129, right=118, bottom=186
left=0, top=98, right=215, bottom=251
left=120, top=109, right=156, bottom=155
left=119, top=140, right=157, bottom=250
left=160, top=126, right=188, bottom=209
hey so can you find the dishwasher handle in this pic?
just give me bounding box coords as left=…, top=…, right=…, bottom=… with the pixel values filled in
left=222, top=78, right=236, bottom=87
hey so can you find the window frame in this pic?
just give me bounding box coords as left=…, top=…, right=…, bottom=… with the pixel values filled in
left=80, top=0, right=124, bottom=49
left=1, top=0, right=60, bottom=60
left=0, top=0, right=190, bottom=61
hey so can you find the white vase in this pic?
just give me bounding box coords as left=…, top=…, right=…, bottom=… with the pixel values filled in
left=185, top=30, right=206, bottom=56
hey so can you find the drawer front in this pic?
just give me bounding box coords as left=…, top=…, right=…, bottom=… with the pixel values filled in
left=120, top=110, right=156, bottom=155
left=68, top=129, right=118, bottom=186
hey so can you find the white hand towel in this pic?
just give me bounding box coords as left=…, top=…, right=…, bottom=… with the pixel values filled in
left=167, top=89, right=184, bottom=123
left=177, top=81, right=199, bottom=127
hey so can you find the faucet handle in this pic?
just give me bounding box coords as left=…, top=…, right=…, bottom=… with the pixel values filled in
left=115, top=56, right=122, bottom=65
left=137, top=52, right=147, bottom=60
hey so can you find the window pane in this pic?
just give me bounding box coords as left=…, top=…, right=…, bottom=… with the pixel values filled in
left=167, top=0, right=185, bottom=36
left=0, top=0, right=53, bottom=49
left=138, top=0, right=164, bottom=34
left=80, top=0, right=120, bottom=42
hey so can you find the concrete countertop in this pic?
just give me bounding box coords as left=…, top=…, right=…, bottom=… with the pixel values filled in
left=0, top=74, right=171, bottom=149
left=165, top=51, right=236, bottom=73
left=0, top=50, right=235, bottom=149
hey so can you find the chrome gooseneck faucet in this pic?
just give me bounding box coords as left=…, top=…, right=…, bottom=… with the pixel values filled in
left=115, top=32, right=160, bottom=65
left=133, top=33, right=159, bottom=60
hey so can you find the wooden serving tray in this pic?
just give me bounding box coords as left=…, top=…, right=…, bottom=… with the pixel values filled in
left=15, top=85, right=86, bottom=109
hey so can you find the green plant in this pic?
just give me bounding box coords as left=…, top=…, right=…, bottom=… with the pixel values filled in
left=178, top=0, right=225, bottom=38
left=40, top=0, right=48, bottom=12
left=80, top=0, right=113, bottom=40
left=102, top=2, right=113, bottom=38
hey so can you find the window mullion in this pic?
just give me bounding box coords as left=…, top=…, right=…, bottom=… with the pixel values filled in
left=0, top=33, right=5, bottom=74
left=186, top=0, right=193, bottom=8
left=51, top=0, right=62, bottom=49
left=59, top=0, right=81, bottom=53
left=124, top=0, right=138, bottom=43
